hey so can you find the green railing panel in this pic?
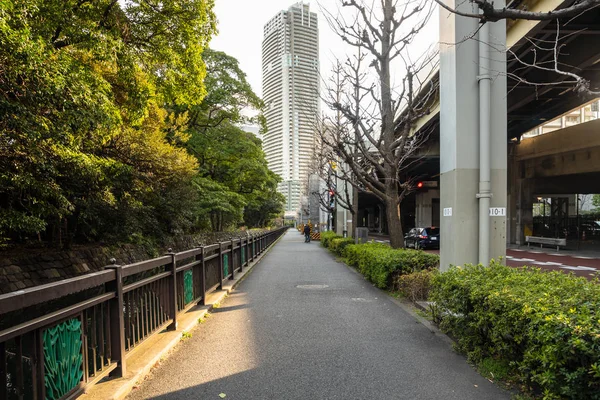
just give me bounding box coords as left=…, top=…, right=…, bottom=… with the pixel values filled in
left=223, top=253, right=229, bottom=277
left=184, top=269, right=193, bottom=304
left=241, top=246, right=246, bottom=265
left=43, top=318, right=83, bottom=400
left=253, top=242, right=255, bottom=255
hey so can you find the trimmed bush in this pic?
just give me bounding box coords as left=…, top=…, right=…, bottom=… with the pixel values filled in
left=430, top=261, right=600, bottom=399
left=320, top=231, right=341, bottom=248
left=329, top=237, right=355, bottom=256
left=342, top=243, right=439, bottom=289
left=395, top=269, right=438, bottom=302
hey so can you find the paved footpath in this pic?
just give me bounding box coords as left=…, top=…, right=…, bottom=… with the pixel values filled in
left=128, top=231, right=508, bottom=400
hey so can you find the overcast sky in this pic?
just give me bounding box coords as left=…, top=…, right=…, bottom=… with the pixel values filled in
left=210, top=0, right=438, bottom=99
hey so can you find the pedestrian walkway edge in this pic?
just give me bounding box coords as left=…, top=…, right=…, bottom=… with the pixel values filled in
left=80, top=232, right=286, bottom=400
left=337, top=253, right=456, bottom=347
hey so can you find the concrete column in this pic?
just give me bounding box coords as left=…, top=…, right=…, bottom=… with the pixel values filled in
left=515, top=178, right=534, bottom=245
left=567, top=194, right=577, bottom=216
left=507, top=148, right=518, bottom=244
left=439, top=1, right=507, bottom=270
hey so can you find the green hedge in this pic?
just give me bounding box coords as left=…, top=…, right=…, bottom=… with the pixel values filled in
left=320, top=231, right=341, bottom=248
left=430, top=262, right=600, bottom=399
left=329, top=237, right=355, bottom=256
left=342, top=243, right=439, bottom=289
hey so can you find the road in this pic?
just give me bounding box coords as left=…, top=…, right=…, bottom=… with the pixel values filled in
left=419, top=248, right=600, bottom=278
left=128, top=230, right=508, bottom=400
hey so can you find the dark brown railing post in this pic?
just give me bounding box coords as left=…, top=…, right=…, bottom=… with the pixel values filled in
left=35, top=329, right=46, bottom=399
left=246, top=237, right=250, bottom=265
left=166, top=249, right=178, bottom=331
left=105, top=261, right=127, bottom=377
left=218, top=243, right=224, bottom=290
left=238, top=239, right=243, bottom=273
left=229, top=240, right=235, bottom=280
left=197, top=247, right=206, bottom=305
left=0, top=341, right=6, bottom=400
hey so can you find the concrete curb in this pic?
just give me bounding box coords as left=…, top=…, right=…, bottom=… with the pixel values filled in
left=81, top=232, right=286, bottom=400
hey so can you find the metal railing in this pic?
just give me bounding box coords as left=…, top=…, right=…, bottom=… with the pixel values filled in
left=0, top=228, right=287, bottom=400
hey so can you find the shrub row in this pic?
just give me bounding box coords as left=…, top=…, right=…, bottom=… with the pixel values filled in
left=344, top=244, right=439, bottom=289
left=429, top=262, right=600, bottom=399
left=320, top=231, right=340, bottom=249
left=320, top=234, right=440, bottom=290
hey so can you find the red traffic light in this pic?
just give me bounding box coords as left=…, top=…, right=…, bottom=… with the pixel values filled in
left=329, top=189, right=335, bottom=196
left=416, top=182, right=423, bottom=189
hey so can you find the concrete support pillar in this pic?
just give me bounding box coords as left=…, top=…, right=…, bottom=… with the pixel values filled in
left=507, top=148, right=518, bottom=244
left=439, top=1, right=507, bottom=270
left=567, top=194, right=577, bottom=216
left=515, top=179, right=534, bottom=245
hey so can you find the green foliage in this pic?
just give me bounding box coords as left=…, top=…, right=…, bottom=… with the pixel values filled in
left=0, top=0, right=282, bottom=245
left=320, top=231, right=341, bottom=248
left=394, top=269, right=438, bottom=302
left=430, top=262, right=600, bottom=399
left=593, top=194, right=600, bottom=210
left=341, top=243, right=439, bottom=289
left=329, top=237, right=355, bottom=256
left=0, top=0, right=216, bottom=245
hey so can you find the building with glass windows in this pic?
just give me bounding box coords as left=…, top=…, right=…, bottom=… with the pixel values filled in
left=261, top=2, right=319, bottom=218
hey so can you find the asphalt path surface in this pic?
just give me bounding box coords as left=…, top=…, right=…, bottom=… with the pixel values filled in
left=128, top=230, right=508, bottom=400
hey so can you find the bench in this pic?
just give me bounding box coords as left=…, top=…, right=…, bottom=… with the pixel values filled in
left=525, top=236, right=567, bottom=251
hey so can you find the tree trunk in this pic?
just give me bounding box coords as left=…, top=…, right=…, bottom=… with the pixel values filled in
left=385, top=187, right=404, bottom=248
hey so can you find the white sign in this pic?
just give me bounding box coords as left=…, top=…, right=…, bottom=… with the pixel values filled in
left=443, top=207, right=452, bottom=217
left=489, top=207, right=506, bottom=217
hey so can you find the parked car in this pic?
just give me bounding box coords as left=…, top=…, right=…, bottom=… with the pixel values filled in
left=404, top=227, right=440, bottom=250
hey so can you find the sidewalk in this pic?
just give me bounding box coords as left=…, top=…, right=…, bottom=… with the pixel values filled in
left=80, top=234, right=282, bottom=400
left=126, top=230, right=509, bottom=400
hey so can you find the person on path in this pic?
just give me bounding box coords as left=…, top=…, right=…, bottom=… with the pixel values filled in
left=303, top=224, right=311, bottom=243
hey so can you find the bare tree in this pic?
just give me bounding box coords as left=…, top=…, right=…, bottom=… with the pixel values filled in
left=312, top=121, right=359, bottom=230
left=435, top=0, right=600, bottom=97
left=320, top=0, right=438, bottom=248
left=435, top=0, right=600, bottom=22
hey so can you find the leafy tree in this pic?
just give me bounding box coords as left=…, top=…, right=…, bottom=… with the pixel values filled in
left=179, top=49, right=283, bottom=230
left=0, top=0, right=216, bottom=245
left=593, top=194, right=600, bottom=210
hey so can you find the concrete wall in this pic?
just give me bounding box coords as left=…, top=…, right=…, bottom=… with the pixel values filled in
left=415, top=190, right=440, bottom=227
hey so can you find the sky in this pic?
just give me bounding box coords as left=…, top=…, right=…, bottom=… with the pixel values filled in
left=210, top=0, right=439, bottom=101
left=210, top=0, right=342, bottom=98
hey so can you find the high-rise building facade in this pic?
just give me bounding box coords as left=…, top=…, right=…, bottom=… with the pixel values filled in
left=262, top=2, right=319, bottom=218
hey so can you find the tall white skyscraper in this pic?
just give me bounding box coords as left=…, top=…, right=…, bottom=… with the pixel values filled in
left=262, top=2, right=319, bottom=218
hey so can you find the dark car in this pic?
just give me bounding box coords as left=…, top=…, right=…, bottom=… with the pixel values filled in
left=404, top=227, right=440, bottom=250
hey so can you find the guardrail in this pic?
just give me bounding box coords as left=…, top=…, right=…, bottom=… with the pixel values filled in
left=0, top=227, right=287, bottom=400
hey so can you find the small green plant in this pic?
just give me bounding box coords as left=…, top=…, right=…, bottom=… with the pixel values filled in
left=181, top=331, right=192, bottom=341
left=394, top=269, right=438, bottom=302
left=212, top=302, right=221, bottom=309
left=198, top=317, right=205, bottom=324
left=478, top=357, right=510, bottom=382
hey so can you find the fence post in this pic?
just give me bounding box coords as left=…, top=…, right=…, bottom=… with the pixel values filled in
left=245, top=237, right=250, bottom=265
left=197, top=247, right=206, bottom=306
left=218, top=243, right=224, bottom=290
left=238, top=239, right=243, bottom=273
left=230, top=240, right=235, bottom=280
left=166, top=249, right=178, bottom=331
left=105, top=260, right=127, bottom=377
